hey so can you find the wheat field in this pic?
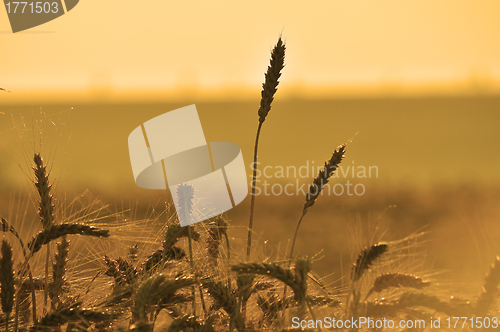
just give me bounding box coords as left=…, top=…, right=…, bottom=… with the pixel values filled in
left=1, top=39, right=500, bottom=332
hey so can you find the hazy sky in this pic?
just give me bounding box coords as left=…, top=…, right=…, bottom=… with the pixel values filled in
left=1, top=0, right=500, bottom=97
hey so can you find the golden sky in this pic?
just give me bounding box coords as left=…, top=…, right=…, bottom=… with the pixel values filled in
left=1, top=0, right=500, bottom=100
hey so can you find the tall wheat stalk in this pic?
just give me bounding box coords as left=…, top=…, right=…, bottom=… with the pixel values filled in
left=32, top=153, right=55, bottom=313
left=288, top=144, right=346, bottom=261
left=246, top=36, right=286, bottom=261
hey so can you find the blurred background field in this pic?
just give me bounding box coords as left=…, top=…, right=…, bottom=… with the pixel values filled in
left=1, top=97, right=500, bottom=298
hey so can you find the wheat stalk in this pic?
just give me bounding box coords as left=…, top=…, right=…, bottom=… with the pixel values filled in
left=140, top=247, right=185, bottom=275
left=247, top=36, right=286, bottom=261
left=288, top=144, right=346, bottom=261
left=164, top=223, right=200, bottom=252
left=0, top=240, right=15, bottom=332
left=345, top=243, right=388, bottom=320
left=33, top=153, right=56, bottom=312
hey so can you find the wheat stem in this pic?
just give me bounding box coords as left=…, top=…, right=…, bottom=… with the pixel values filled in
left=187, top=227, right=196, bottom=315
left=247, top=36, right=285, bottom=261
left=288, top=210, right=308, bottom=262
left=247, top=122, right=263, bottom=261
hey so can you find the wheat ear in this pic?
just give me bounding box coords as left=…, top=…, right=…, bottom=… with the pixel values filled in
left=33, top=153, right=54, bottom=229
left=288, top=144, right=346, bottom=261
left=346, top=243, right=388, bottom=318
left=0, top=240, right=15, bottom=332
left=27, top=223, right=109, bottom=255
left=203, top=279, right=245, bottom=331
left=351, top=243, right=388, bottom=282
left=476, top=256, right=500, bottom=315
left=49, top=237, right=69, bottom=309
left=232, top=258, right=311, bottom=306
left=33, top=153, right=56, bottom=312
left=366, top=273, right=430, bottom=299
left=247, top=36, right=286, bottom=260
left=32, top=306, right=111, bottom=329
left=133, top=275, right=195, bottom=323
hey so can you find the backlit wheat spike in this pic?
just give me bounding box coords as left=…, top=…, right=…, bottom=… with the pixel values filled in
left=366, top=273, right=430, bottom=299
left=31, top=306, right=111, bottom=329
left=33, top=153, right=55, bottom=229
left=476, top=256, right=500, bottom=315
left=304, top=144, right=346, bottom=210
left=232, top=262, right=296, bottom=289
left=133, top=274, right=196, bottom=323
left=0, top=218, right=26, bottom=255
left=27, top=223, right=110, bottom=255
left=0, top=240, right=15, bottom=332
left=164, top=223, right=200, bottom=252
left=203, top=279, right=245, bottom=331
left=140, top=247, right=185, bottom=275
left=33, top=152, right=57, bottom=314
left=247, top=36, right=286, bottom=260
left=49, top=237, right=69, bottom=309
left=351, top=243, right=388, bottom=282
left=203, top=279, right=237, bottom=314
left=258, top=36, right=286, bottom=124
left=232, top=258, right=311, bottom=305
left=288, top=144, right=346, bottom=262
